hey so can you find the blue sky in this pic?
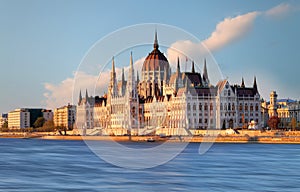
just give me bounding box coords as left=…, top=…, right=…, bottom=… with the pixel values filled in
left=0, top=0, right=299, bottom=112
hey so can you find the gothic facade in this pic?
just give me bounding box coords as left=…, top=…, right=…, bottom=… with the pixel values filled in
left=76, top=33, right=261, bottom=136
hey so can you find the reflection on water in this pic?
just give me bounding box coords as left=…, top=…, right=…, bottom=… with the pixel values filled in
left=0, top=139, right=300, bottom=191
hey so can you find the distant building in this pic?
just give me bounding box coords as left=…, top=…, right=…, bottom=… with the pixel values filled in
left=8, top=109, right=30, bottom=129
left=262, top=91, right=300, bottom=129
left=0, top=113, right=8, bottom=127
left=42, top=109, right=53, bottom=121
left=54, top=104, right=76, bottom=129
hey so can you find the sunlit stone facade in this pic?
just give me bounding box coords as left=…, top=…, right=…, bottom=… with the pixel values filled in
left=76, top=33, right=261, bottom=135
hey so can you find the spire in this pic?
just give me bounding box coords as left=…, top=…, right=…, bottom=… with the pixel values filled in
left=122, top=68, right=125, bottom=83
left=112, top=56, right=115, bottom=74
left=203, top=58, right=209, bottom=86
left=253, top=76, right=257, bottom=93
left=177, top=57, right=181, bottom=75
left=192, top=61, right=195, bottom=73
left=241, top=77, right=245, bottom=88
left=154, top=29, right=159, bottom=50
left=127, top=52, right=136, bottom=99
left=85, top=89, right=88, bottom=104
left=130, top=51, right=133, bottom=69
left=78, top=90, right=82, bottom=104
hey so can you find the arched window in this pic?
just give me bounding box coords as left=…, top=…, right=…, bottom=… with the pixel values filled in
left=239, top=104, right=243, bottom=111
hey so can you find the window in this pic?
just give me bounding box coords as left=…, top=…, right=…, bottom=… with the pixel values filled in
left=255, top=104, right=259, bottom=111
left=204, top=103, right=208, bottom=111
left=187, top=104, right=191, bottom=111
left=193, top=104, right=196, bottom=111
left=250, top=104, right=253, bottom=111
left=239, top=104, right=243, bottom=111
left=232, top=104, right=235, bottom=111
left=199, top=103, right=202, bottom=110
left=245, top=104, right=248, bottom=111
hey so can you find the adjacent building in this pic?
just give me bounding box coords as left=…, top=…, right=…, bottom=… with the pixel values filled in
left=262, top=91, right=300, bottom=129
left=54, top=104, right=76, bottom=129
left=8, top=108, right=30, bottom=129
left=42, top=109, right=53, bottom=121
left=76, top=32, right=261, bottom=136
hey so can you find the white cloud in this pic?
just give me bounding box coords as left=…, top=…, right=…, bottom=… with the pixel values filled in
left=265, top=3, right=291, bottom=17
left=203, top=11, right=259, bottom=52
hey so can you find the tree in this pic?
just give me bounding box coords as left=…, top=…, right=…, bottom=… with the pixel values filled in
left=33, top=117, right=45, bottom=128
left=2, top=121, right=8, bottom=128
left=268, top=116, right=280, bottom=130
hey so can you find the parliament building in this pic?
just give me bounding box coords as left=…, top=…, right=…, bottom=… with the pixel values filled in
left=76, top=33, right=261, bottom=136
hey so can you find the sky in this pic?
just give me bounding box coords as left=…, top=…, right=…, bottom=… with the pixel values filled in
left=0, top=0, right=300, bottom=113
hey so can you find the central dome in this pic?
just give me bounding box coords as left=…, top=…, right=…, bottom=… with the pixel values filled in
left=142, top=32, right=170, bottom=73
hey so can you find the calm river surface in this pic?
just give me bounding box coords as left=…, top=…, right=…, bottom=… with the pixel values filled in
left=1, top=139, right=300, bottom=191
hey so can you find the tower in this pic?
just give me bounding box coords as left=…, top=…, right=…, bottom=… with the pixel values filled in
left=269, top=91, right=278, bottom=117
left=126, top=52, right=139, bottom=130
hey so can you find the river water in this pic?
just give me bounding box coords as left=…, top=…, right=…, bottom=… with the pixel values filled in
left=0, top=139, right=300, bottom=191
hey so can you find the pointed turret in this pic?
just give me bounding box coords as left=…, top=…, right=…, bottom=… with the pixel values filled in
left=203, top=59, right=209, bottom=87
left=121, top=68, right=125, bottom=83
left=176, top=57, right=181, bottom=75
left=241, top=77, right=245, bottom=88
left=191, top=61, right=195, bottom=73
left=109, top=56, right=118, bottom=97
left=85, top=89, right=88, bottom=104
left=253, top=76, right=258, bottom=93
left=154, top=29, right=159, bottom=50
left=78, top=90, right=82, bottom=105
left=112, top=56, right=115, bottom=74
left=127, top=52, right=137, bottom=99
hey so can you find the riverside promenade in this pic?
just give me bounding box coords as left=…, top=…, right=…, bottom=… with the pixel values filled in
left=2, top=130, right=300, bottom=144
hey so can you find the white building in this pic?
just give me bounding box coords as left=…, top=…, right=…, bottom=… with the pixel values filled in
left=76, top=32, right=261, bottom=135
left=8, top=109, right=30, bottom=129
